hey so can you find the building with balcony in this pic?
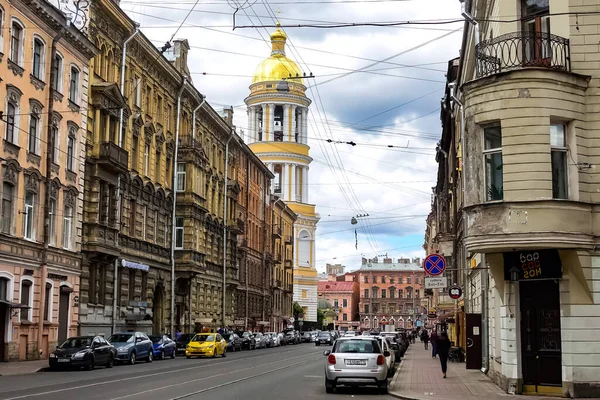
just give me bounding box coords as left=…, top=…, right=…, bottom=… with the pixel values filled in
left=326, top=263, right=345, bottom=276
left=244, top=23, right=320, bottom=322
left=0, top=0, right=96, bottom=360
left=430, top=0, right=600, bottom=397
left=317, top=276, right=359, bottom=331
left=357, top=257, right=424, bottom=331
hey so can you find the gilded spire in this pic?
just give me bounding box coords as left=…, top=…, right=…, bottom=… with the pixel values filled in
left=271, top=22, right=287, bottom=55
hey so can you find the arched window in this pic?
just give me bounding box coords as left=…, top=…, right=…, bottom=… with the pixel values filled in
left=44, top=281, right=54, bottom=321
left=5, top=86, right=21, bottom=144
left=2, top=182, right=14, bottom=234
left=10, top=19, right=24, bottom=66
left=28, top=106, right=41, bottom=155
left=99, top=45, right=107, bottom=79
left=32, top=37, right=45, bottom=79
left=20, top=277, right=33, bottom=321
left=69, top=66, right=80, bottom=104
left=52, top=52, right=64, bottom=92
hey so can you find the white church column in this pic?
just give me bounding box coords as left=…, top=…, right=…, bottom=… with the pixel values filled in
left=302, top=166, right=308, bottom=203
left=268, top=103, right=275, bottom=141
left=261, top=104, right=267, bottom=141
left=282, top=162, right=289, bottom=201
left=290, top=164, right=296, bottom=201
left=291, top=105, right=297, bottom=142
left=302, top=108, right=309, bottom=144
left=282, top=104, right=290, bottom=141
left=248, top=107, right=255, bottom=143
left=268, top=163, right=274, bottom=192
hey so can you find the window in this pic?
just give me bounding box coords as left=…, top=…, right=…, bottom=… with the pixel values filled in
left=371, top=287, right=378, bottom=298
left=131, top=135, right=139, bottom=170
left=24, top=192, right=35, bottom=240
left=484, top=125, right=503, bottom=201
left=398, top=276, right=402, bottom=284
left=145, top=86, right=152, bottom=113
left=166, top=157, right=172, bottom=186
left=302, top=289, right=307, bottom=299
left=144, top=143, right=150, bottom=176
left=522, top=0, right=550, bottom=63
left=416, top=290, right=420, bottom=298
left=67, top=131, right=75, bottom=171
left=20, top=279, right=32, bottom=321
left=551, top=124, right=568, bottom=199
left=129, top=200, right=136, bottom=237
left=342, top=313, right=347, bottom=321
left=134, top=77, right=141, bottom=107
left=142, top=205, right=147, bottom=240
left=63, top=206, right=73, bottom=250
left=43, top=282, right=52, bottom=321
left=175, top=216, right=184, bottom=249
left=155, top=152, right=161, bottom=181
left=2, top=183, right=13, bottom=234
left=342, top=298, right=347, bottom=308
left=415, top=277, right=419, bottom=284
left=363, top=276, right=368, bottom=283
left=334, top=299, right=339, bottom=308
left=52, top=54, right=63, bottom=92
left=363, top=289, right=368, bottom=298
left=407, top=277, right=411, bottom=284
left=69, top=67, right=79, bottom=103
left=51, top=126, right=60, bottom=164
left=381, top=304, right=387, bottom=314
left=128, top=269, right=136, bottom=301
left=176, top=163, right=186, bottom=191
left=381, top=289, right=387, bottom=299
left=32, top=39, right=44, bottom=79
left=28, top=114, right=39, bottom=154
left=10, top=21, right=23, bottom=64
left=364, top=304, right=369, bottom=314
left=5, top=102, right=16, bottom=144
left=381, top=276, right=386, bottom=283
left=48, top=199, right=56, bottom=246
left=390, top=277, right=395, bottom=284
left=390, top=288, right=395, bottom=299
left=372, top=276, right=377, bottom=283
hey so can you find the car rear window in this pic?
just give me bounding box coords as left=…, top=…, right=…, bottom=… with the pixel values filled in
left=334, top=339, right=381, bottom=354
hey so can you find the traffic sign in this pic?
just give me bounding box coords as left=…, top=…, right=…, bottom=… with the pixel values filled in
left=427, top=313, right=437, bottom=319
left=425, top=277, right=448, bottom=289
left=449, top=285, right=463, bottom=299
left=289, top=317, right=295, bottom=323
left=424, top=254, right=446, bottom=276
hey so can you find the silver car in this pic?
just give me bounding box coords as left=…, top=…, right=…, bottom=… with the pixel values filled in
left=323, top=337, right=389, bottom=394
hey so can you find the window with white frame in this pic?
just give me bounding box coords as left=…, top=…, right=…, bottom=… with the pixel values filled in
left=10, top=20, right=24, bottom=65
left=24, top=192, right=35, bottom=240
left=2, top=182, right=14, bottom=234
left=142, top=205, right=147, bottom=240
left=483, top=125, right=503, bottom=201
left=43, top=281, right=53, bottom=321
left=5, top=102, right=17, bottom=144
left=69, top=66, right=79, bottom=103
left=550, top=124, right=568, bottom=199
left=51, top=125, right=60, bottom=164
left=28, top=113, right=40, bottom=155
left=63, top=205, right=73, bottom=249
left=175, top=217, right=184, bottom=249
left=176, top=163, right=186, bottom=191
left=144, top=143, right=150, bottom=176
left=32, top=38, right=45, bottom=80
left=20, top=278, right=33, bottom=321
left=52, top=53, right=63, bottom=92
left=48, top=198, right=56, bottom=246
left=134, top=77, right=141, bottom=107
left=0, top=7, right=4, bottom=50
left=67, top=129, right=76, bottom=171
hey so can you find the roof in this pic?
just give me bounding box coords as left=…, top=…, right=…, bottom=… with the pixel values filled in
left=357, top=262, right=422, bottom=272
left=318, top=281, right=356, bottom=292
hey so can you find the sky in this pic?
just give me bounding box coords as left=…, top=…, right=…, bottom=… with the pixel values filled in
left=119, top=0, right=463, bottom=272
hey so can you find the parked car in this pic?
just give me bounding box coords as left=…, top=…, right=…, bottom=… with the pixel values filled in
left=175, top=333, right=193, bottom=356
left=265, top=332, right=280, bottom=347
left=108, top=332, right=153, bottom=364
left=49, top=336, right=115, bottom=370
left=375, top=336, right=396, bottom=377
left=310, top=331, right=319, bottom=342
left=276, top=332, right=287, bottom=346
left=284, top=331, right=296, bottom=345
left=294, top=331, right=302, bottom=344
left=264, top=333, right=275, bottom=348
left=222, top=333, right=243, bottom=352
left=316, top=331, right=333, bottom=346
left=323, top=336, right=390, bottom=394
left=240, top=331, right=256, bottom=350
left=253, top=332, right=267, bottom=349
left=302, top=332, right=312, bottom=343
left=186, top=333, right=227, bottom=358
left=395, top=331, right=410, bottom=357
left=149, top=335, right=176, bottom=360
left=380, top=332, right=402, bottom=360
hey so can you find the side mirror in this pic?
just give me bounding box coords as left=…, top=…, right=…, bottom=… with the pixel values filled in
left=135, top=337, right=142, bottom=343
left=384, top=351, right=391, bottom=357
left=323, top=350, right=331, bottom=356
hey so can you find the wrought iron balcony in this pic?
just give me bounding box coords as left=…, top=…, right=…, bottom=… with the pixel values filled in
left=98, top=142, right=128, bottom=172
left=229, top=218, right=245, bottom=235
left=475, top=31, right=570, bottom=79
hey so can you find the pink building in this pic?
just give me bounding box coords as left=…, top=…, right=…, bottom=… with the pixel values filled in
left=317, top=276, right=359, bottom=330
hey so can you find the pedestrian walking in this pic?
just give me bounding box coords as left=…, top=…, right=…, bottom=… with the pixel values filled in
left=436, top=332, right=451, bottom=378
left=430, top=330, right=438, bottom=359
left=421, top=329, right=429, bottom=350
left=175, top=329, right=182, bottom=340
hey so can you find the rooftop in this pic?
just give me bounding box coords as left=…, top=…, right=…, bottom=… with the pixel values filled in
left=318, top=281, right=357, bottom=292
left=358, top=261, right=423, bottom=272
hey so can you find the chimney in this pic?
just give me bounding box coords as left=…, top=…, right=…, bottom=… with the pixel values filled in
left=413, top=257, right=421, bottom=266
left=361, top=257, right=367, bottom=265
left=383, top=257, right=392, bottom=264
left=222, top=106, right=234, bottom=126
left=328, top=274, right=337, bottom=282
left=168, top=39, right=192, bottom=81
left=371, top=256, right=378, bottom=263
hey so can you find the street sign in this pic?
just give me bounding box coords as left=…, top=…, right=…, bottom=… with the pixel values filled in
left=298, top=318, right=304, bottom=322
left=233, top=319, right=245, bottom=325
left=298, top=314, right=303, bottom=319
left=424, top=254, right=446, bottom=276
left=289, top=317, right=295, bottom=323
left=449, top=285, right=463, bottom=300
left=428, top=313, right=437, bottom=319
left=299, top=321, right=304, bottom=327
left=425, top=276, right=448, bottom=289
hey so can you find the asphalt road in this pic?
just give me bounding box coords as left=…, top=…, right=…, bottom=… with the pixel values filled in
left=0, top=343, right=395, bottom=399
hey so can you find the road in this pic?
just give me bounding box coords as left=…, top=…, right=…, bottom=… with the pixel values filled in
left=0, top=343, right=395, bottom=399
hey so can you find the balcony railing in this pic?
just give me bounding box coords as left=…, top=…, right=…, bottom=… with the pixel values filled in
left=98, top=142, right=128, bottom=172
left=475, top=31, right=570, bottom=78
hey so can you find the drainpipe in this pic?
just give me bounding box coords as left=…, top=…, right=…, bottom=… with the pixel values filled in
left=113, top=25, right=140, bottom=335
left=481, top=253, right=489, bottom=373
left=223, top=128, right=235, bottom=329
left=170, top=77, right=187, bottom=337
left=245, top=156, right=250, bottom=331
left=40, top=29, right=64, bottom=357
left=191, top=96, right=206, bottom=140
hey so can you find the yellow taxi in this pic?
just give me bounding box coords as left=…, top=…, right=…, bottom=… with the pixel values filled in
left=185, top=333, right=227, bottom=358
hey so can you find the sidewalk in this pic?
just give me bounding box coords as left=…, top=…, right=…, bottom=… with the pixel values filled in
left=389, top=345, right=568, bottom=400
left=0, top=360, right=48, bottom=376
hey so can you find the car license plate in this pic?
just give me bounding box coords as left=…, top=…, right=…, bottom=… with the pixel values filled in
left=345, top=359, right=366, bottom=365
left=58, top=358, right=70, bottom=363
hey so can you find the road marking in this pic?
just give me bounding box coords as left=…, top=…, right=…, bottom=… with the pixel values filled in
left=304, top=375, right=322, bottom=378
left=2, top=348, right=319, bottom=400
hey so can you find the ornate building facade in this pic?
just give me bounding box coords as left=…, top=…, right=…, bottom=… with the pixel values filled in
left=0, top=0, right=96, bottom=360
left=244, top=24, right=320, bottom=322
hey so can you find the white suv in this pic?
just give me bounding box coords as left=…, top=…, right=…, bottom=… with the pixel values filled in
left=323, top=336, right=390, bottom=394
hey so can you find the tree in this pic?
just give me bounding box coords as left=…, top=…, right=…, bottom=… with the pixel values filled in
left=293, top=302, right=303, bottom=318
left=317, top=308, right=325, bottom=326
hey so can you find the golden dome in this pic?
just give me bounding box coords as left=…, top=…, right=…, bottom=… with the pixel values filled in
left=252, top=22, right=304, bottom=85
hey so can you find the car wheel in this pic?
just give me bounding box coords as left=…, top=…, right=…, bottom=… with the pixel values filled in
left=129, top=352, right=136, bottom=365
left=159, top=350, right=165, bottom=360
left=186, top=355, right=191, bottom=359
left=325, top=378, right=336, bottom=394
left=171, top=350, right=176, bottom=359
left=378, top=379, right=388, bottom=394
left=146, top=351, right=153, bottom=363
left=316, top=342, right=320, bottom=346
left=212, top=349, right=217, bottom=358
left=86, top=356, right=95, bottom=371
left=106, top=354, right=114, bottom=368
left=222, top=348, right=226, bottom=358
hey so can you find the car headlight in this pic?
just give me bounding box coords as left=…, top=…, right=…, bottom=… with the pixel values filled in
left=72, top=352, right=86, bottom=360
left=49, top=353, right=56, bottom=358
left=118, top=348, right=129, bottom=353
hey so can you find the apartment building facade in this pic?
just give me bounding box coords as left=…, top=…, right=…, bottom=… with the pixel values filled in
left=0, top=0, right=96, bottom=360
left=317, top=276, right=359, bottom=330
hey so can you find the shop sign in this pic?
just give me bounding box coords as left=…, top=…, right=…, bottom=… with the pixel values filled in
left=503, top=249, right=562, bottom=281
left=234, top=319, right=245, bottom=325
left=121, top=259, right=149, bottom=272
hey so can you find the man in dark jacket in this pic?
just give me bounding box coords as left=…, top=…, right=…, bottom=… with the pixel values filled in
left=430, top=330, right=438, bottom=359
left=436, top=332, right=451, bottom=378
left=421, top=330, right=429, bottom=350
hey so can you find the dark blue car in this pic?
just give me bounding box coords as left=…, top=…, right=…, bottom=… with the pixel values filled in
left=149, top=335, right=176, bottom=360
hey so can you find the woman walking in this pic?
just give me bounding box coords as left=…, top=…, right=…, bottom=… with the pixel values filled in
left=421, top=329, right=429, bottom=350
left=436, top=332, right=451, bottom=378
left=430, top=330, right=438, bottom=359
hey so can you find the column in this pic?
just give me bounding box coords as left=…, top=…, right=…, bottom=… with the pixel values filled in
left=268, top=163, right=275, bottom=193
left=282, top=162, right=289, bottom=201
left=248, top=107, right=255, bottom=143
left=261, top=104, right=267, bottom=141
left=302, top=166, right=308, bottom=203
left=290, top=164, right=296, bottom=201
left=290, top=105, right=297, bottom=142
left=302, top=108, right=308, bottom=144
left=268, top=103, right=275, bottom=141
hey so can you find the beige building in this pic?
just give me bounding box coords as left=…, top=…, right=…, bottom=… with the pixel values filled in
left=429, top=0, right=600, bottom=397
left=0, top=0, right=96, bottom=360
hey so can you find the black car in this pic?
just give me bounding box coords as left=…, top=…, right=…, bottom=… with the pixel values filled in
left=302, top=332, right=312, bottom=343
left=175, top=334, right=193, bottom=355
left=381, top=332, right=402, bottom=359
left=284, top=331, right=296, bottom=345
left=49, top=336, right=115, bottom=370
left=240, top=331, right=256, bottom=350
left=223, top=333, right=243, bottom=352
left=315, top=332, right=333, bottom=346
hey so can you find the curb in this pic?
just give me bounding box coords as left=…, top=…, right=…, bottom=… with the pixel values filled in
left=389, top=354, right=421, bottom=400
left=0, top=367, right=48, bottom=377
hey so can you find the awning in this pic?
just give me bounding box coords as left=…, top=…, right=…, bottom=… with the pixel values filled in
left=121, top=259, right=149, bottom=272
left=0, top=300, right=29, bottom=309
left=124, top=313, right=151, bottom=322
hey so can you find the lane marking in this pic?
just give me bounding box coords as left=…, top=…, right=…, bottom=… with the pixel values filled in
left=2, top=347, right=320, bottom=400
left=304, top=375, right=322, bottom=378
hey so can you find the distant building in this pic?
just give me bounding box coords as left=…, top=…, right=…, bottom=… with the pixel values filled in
left=326, top=263, right=345, bottom=275
left=317, top=276, right=360, bottom=330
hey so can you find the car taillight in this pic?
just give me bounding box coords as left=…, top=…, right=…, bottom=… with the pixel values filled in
left=328, top=354, right=336, bottom=364
left=377, top=355, right=385, bottom=365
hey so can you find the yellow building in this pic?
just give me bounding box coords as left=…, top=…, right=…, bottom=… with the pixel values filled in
left=0, top=0, right=96, bottom=360
left=245, top=24, right=320, bottom=322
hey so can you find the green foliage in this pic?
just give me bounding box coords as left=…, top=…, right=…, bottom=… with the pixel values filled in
left=292, top=302, right=303, bottom=317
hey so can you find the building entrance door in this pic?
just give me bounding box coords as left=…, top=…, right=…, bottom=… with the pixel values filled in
left=58, top=288, right=70, bottom=343
left=0, top=303, right=7, bottom=361
left=519, top=279, right=562, bottom=394
left=465, top=313, right=482, bottom=370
